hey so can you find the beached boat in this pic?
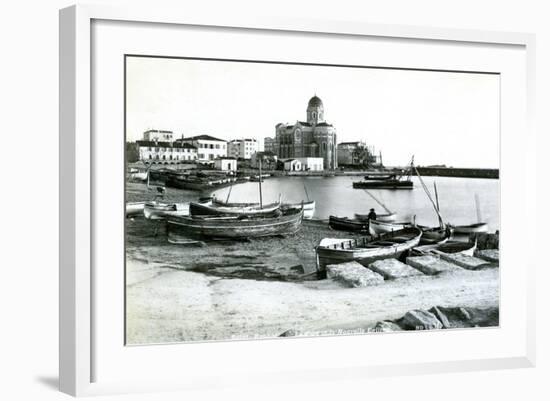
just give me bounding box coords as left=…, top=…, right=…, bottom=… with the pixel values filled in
left=452, top=222, right=489, bottom=234
left=189, top=199, right=281, bottom=217
left=167, top=207, right=304, bottom=239
left=328, top=216, right=369, bottom=232
left=413, top=239, right=477, bottom=256
left=126, top=201, right=146, bottom=217
left=369, top=219, right=412, bottom=235
left=416, top=225, right=452, bottom=246
left=354, top=212, right=396, bottom=222
left=315, top=227, right=423, bottom=278
left=282, top=200, right=315, bottom=219
left=143, top=201, right=191, bottom=220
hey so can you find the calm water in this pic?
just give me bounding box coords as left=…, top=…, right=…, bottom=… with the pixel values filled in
left=212, top=175, right=500, bottom=231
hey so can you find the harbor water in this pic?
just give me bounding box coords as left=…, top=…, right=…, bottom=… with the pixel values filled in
left=212, top=175, right=500, bottom=231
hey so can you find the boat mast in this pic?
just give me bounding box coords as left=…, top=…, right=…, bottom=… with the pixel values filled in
left=258, top=157, right=263, bottom=209
left=413, top=163, right=444, bottom=228
left=303, top=183, right=310, bottom=202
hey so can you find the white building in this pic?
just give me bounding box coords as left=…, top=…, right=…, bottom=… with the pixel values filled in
left=214, top=158, right=237, bottom=172
left=179, top=135, right=227, bottom=162
left=283, top=157, right=324, bottom=172
left=228, top=138, right=259, bottom=159
left=143, top=129, right=174, bottom=142
left=137, top=140, right=198, bottom=164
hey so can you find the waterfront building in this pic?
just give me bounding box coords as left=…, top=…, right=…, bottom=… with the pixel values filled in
left=143, top=129, right=174, bottom=142
left=228, top=138, right=258, bottom=159
left=274, top=95, right=338, bottom=170
left=214, top=157, right=237, bottom=172
left=136, top=140, right=198, bottom=164
left=179, top=134, right=227, bottom=162
left=263, top=137, right=276, bottom=154
left=250, top=151, right=278, bottom=169
left=337, top=141, right=381, bottom=167
left=283, top=157, right=324, bottom=172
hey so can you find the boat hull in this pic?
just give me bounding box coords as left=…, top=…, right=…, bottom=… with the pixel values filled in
left=143, top=201, right=190, bottom=220
left=189, top=201, right=280, bottom=217
left=315, top=227, right=422, bottom=278
left=167, top=208, right=304, bottom=239
left=453, top=223, right=489, bottom=234
left=369, top=219, right=411, bottom=235
left=353, top=180, right=413, bottom=190
left=282, top=200, right=315, bottom=219
left=328, top=216, right=369, bottom=232
left=126, top=201, right=145, bottom=217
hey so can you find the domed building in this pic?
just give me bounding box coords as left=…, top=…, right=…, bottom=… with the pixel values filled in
left=274, top=95, right=338, bottom=170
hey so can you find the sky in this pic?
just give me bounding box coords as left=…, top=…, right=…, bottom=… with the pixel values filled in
left=126, top=56, right=500, bottom=168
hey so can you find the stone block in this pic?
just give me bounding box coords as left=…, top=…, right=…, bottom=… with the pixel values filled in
left=368, top=259, right=424, bottom=279
left=405, top=255, right=460, bottom=275
left=373, top=320, right=403, bottom=332
left=438, top=253, right=493, bottom=270
left=475, top=249, right=499, bottom=264
left=326, top=261, right=384, bottom=287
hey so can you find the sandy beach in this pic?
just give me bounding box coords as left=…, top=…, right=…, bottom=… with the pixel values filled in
left=125, top=184, right=499, bottom=344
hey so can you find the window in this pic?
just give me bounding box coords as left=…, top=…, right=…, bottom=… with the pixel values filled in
left=215, top=144, right=220, bottom=149
left=199, top=153, right=204, bottom=159
left=209, top=144, right=214, bottom=149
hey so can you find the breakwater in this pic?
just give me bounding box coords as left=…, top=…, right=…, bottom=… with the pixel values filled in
left=415, top=167, right=499, bottom=179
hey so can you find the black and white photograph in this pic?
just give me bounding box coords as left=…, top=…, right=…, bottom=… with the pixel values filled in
left=124, top=55, right=500, bottom=345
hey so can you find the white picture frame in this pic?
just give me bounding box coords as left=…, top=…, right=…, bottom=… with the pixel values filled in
left=59, top=4, right=536, bottom=397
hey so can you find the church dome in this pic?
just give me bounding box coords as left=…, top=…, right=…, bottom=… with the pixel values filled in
left=307, top=95, right=323, bottom=108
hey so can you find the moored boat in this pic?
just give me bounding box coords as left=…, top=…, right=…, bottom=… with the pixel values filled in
left=352, top=179, right=413, bottom=190
left=167, top=207, right=304, bottom=240
left=315, top=227, right=423, bottom=278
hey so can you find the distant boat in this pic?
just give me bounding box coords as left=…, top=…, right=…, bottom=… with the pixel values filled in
left=328, top=216, right=369, bottom=232
left=189, top=199, right=281, bottom=217
left=126, top=201, right=146, bottom=217
left=167, top=207, right=304, bottom=240
left=352, top=179, right=413, bottom=190
left=315, top=227, right=423, bottom=278
left=452, top=222, right=489, bottom=235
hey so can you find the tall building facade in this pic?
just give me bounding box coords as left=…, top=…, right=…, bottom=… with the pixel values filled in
left=274, top=95, right=337, bottom=170
left=227, top=138, right=259, bottom=159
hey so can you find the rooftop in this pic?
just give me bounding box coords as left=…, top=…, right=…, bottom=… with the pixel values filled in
left=184, top=134, right=227, bottom=142
left=137, top=140, right=197, bottom=149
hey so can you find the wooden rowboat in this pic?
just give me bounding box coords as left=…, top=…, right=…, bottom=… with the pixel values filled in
left=328, top=216, right=369, bottom=232
left=452, top=222, right=489, bottom=234
left=315, top=227, right=423, bottom=278
left=189, top=200, right=281, bottom=217
left=167, top=207, right=304, bottom=240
